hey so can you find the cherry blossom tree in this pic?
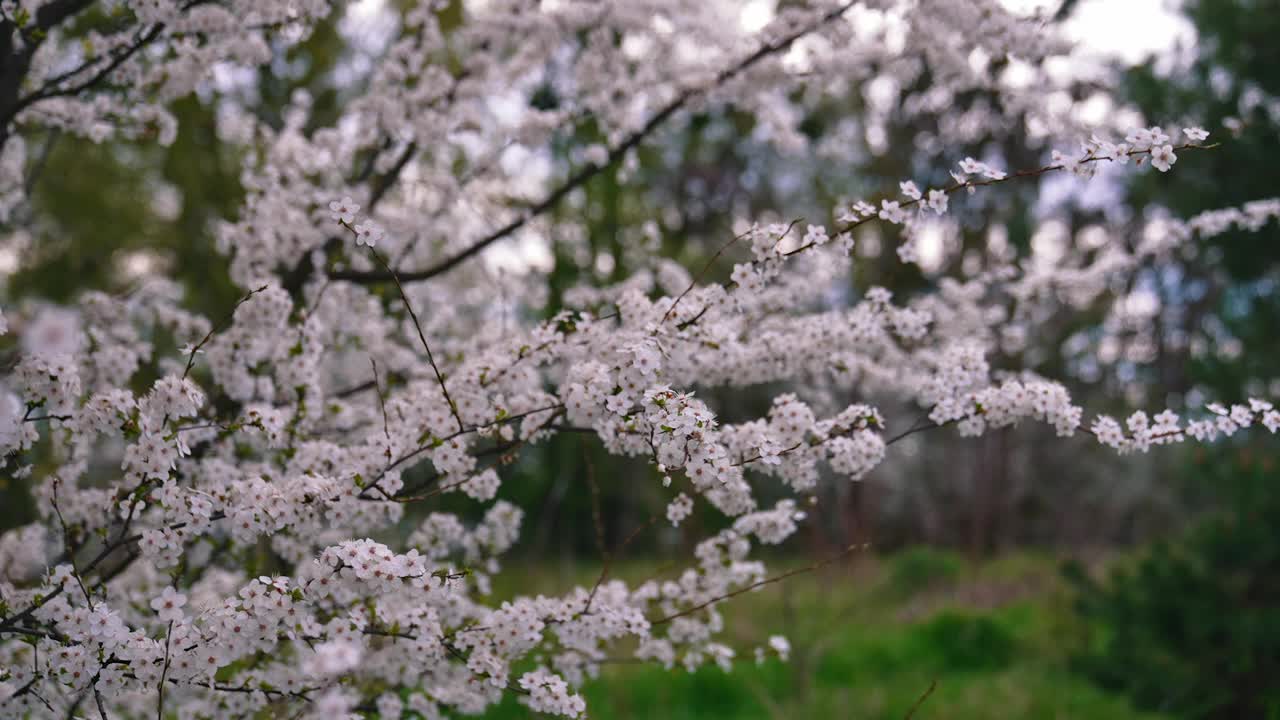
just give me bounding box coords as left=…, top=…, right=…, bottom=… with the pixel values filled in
left=0, top=1, right=1277, bottom=717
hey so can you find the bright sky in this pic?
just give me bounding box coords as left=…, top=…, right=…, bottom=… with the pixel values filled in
left=745, top=0, right=1193, bottom=63
left=1002, top=0, right=1193, bottom=64
left=349, top=0, right=1194, bottom=66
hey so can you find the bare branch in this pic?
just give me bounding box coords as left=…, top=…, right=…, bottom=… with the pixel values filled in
left=652, top=542, right=869, bottom=625
left=182, top=284, right=270, bottom=381
left=903, top=679, right=938, bottom=720
left=356, top=237, right=465, bottom=433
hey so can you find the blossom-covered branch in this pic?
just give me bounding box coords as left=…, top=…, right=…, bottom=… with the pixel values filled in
left=1, top=2, right=1276, bottom=719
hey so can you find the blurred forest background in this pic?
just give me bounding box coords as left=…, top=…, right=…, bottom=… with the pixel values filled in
left=3, top=0, right=1280, bottom=717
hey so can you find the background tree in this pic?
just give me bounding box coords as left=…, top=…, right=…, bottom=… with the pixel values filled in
left=1068, top=2, right=1280, bottom=717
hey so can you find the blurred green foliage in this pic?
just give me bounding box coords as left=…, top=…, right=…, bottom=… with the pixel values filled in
left=477, top=552, right=1162, bottom=720
left=880, top=546, right=964, bottom=600
left=1067, top=454, right=1280, bottom=719
left=1061, top=2, right=1280, bottom=716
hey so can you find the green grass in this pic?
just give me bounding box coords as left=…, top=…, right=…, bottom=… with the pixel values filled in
left=480, top=549, right=1165, bottom=719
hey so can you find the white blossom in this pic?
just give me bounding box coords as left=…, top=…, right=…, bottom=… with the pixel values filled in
left=1151, top=144, right=1177, bottom=172
left=150, top=587, right=188, bottom=623
left=1184, top=126, right=1210, bottom=142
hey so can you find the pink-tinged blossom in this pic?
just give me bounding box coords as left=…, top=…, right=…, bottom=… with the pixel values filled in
left=150, top=587, right=187, bottom=622
left=1151, top=144, right=1178, bottom=172
left=329, top=196, right=360, bottom=224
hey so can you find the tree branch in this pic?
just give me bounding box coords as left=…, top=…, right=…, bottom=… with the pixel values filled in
left=329, top=1, right=858, bottom=285
left=651, top=541, right=869, bottom=625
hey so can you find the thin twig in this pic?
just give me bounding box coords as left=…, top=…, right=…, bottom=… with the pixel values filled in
left=50, top=481, right=93, bottom=605
left=885, top=416, right=943, bottom=446
left=576, top=511, right=662, bottom=617
left=660, top=225, right=760, bottom=324
left=360, top=402, right=563, bottom=497
left=903, top=679, right=937, bottom=720
left=369, top=357, right=392, bottom=465
left=182, top=284, right=269, bottom=380
left=732, top=416, right=880, bottom=467
left=93, top=684, right=110, bottom=720
left=378, top=408, right=566, bottom=504
left=23, top=128, right=59, bottom=195
left=652, top=542, right=869, bottom=625
left=356, top=237, right=465, bottom=433
left=157, top=621, right=173, bottom=720
left=579, top=441, right=610, bottom=616
left=368, top=143, right=417, bottom=211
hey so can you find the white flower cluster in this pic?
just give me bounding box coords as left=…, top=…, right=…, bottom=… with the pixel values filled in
left=519, top=668, right=588, bottom=718
left=1092, top=400, right=1280, bottom=454
left=1046, top=125, right=1210, bottom=180
left=0, top=0, right=330, bottom=156
left=1137, top=197, right=1280, bottom=257
left=930, top=376, right=1083, bottom=438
